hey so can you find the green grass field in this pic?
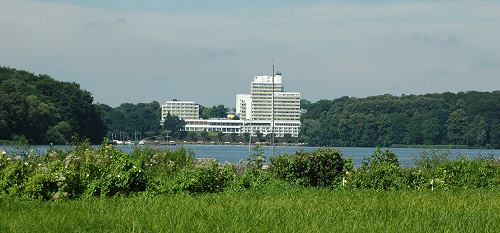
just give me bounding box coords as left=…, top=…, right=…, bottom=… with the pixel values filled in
left=1, top=188, right=499, bottom=233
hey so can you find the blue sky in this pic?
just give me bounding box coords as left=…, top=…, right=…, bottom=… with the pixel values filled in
left=1, top=0, right=499, bottom=107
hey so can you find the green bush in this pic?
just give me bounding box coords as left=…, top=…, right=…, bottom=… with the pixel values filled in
left=0, top=158, right=32, bottom=197
left=430, top=155, right=499, bottom=189
left=172, top=159, right=233, bottom=193
left=350, top=149, right=500, bottom=190
left=270, top=148, right=347, bottom=187
left=135, top=147, right=195, bottom=194
left=350, top=148, right=406, bottom=190
left=1, top=143, right=499, bottom=200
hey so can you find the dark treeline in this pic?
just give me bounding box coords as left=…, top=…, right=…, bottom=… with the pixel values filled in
left=0, top=67, right=106, bottom=144
left=96, top=102, right=163, bottom=140
left=300, top=92, right=500, bottom=148
left=3, top=66, right=500, bottom=148
left=96, top=102, right=231, bottom=140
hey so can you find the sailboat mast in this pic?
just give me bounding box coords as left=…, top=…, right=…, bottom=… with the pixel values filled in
left=271, top=64, right=275, bottom=158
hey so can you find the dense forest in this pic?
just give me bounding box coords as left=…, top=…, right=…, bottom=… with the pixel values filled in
left=2, top=66, right=499, bottom=148
left=0, top=67, right=106, bottom=144
left=96, top=102, right=163, bottom=140
left=300, top=92, right=500, bottom=148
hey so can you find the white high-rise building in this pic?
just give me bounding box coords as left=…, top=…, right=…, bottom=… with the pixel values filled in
left=235, top=73, right=301, bottom=137
left=170, top=72, right=301, bottom=138
left=161, top=100, right=199, bottom=123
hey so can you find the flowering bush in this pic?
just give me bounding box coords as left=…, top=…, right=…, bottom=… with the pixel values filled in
left=0, top=143, right=498, bottom=200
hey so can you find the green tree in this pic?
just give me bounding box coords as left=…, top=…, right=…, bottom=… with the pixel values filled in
left=216, top=131, right=224, bottom=142
left=200, top=105, right=230, bottom=119
left=187, top=132, right=198, bottom=142
left=447, top=109, right=468, bottom=145
left=162, top=113, right=185, bottom=139
left=255, top=130, right=263, bottom=142
left=489, top=119, right=500, bottom=148
left=376, top=115, right=392, bottom=147
left=243, top=133, right=250, bottom=143
left=265, top=133, right=274, bottom=143
left=465, top=116, right=488, bottom=147
left=0, top=66, right=106, bottom=144
left=230, top=133, right=237, bottom=143
left=420, top=118, right=440, bottom=145
left=46, top=122, right=73, bottom=145
left=201, top=130, right=209, bottom=142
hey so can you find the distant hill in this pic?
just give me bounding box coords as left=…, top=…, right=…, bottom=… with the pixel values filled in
left=300, top=91, right=500, bottom=148
left=0, top=66, right=106, bottom=144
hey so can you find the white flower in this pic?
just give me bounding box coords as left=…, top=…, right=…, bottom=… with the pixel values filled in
left=1, top=151, right=6, bottom=155
left=117, top=174, right=121, bottom=178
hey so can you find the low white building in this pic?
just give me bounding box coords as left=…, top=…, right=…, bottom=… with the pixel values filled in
left=184, top=119, right=300, bottom=137
left=161, top=100, right=199, bottom=124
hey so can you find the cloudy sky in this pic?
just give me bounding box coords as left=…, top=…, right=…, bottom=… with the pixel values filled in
left=1, top=0, right=499, bottom=107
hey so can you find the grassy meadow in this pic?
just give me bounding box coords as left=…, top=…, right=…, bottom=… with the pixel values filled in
left=1, top=188, right=499, bottom=233
left=1, top=143, right=499, bottom=232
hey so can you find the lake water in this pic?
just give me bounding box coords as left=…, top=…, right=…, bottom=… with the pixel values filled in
left=2, top=144, right=499, bottom=167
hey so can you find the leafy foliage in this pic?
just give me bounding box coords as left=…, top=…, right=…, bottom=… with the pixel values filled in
left=0, top=144, right=498, bottom=200
left=200, top=104, right=230, bottom=119
left=0, top=66, right=106, bottom=144
left=270, top=148, right=348, bottom=187
left=300, top=91, right=500, bottom=148
left=96, top=101, right=162, bottom=140
left=351, top=148, right=407, bottom=190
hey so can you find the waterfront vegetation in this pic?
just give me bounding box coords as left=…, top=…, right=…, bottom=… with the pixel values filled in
left=0, top=142, right=499, bottom=232
left=300, top=91, right=500, bottom=148
left=1, top=142, right=498, bottom=200
left=2, top=66, right=500, bottom=231
left=2, top=66, right=500, bottom=149
left=1, top=189, right=498, bottom=232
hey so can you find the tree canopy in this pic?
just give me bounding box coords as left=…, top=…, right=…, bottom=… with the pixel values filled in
left=200, top=104, right=230, bottom=119
left=96, top=101, right=162, bottom=140
left=0, top=66, right=106, bottom=144
left=300, top=91, right=500, bottom=148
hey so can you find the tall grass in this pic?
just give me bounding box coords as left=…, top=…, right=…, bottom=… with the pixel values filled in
left=1, top=188, right=498, bottom=232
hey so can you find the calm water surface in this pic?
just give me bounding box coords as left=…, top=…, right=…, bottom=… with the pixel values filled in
left=2, top=144, right=499, bottom=167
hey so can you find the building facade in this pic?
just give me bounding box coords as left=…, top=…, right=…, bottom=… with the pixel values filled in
left=235, top=73, right=301, bottom=137
left=161, top=100, right=199, bottom=123
left=162, top=73, right=301, bottom=137
left=184, top=119, right=300, bottom=137
left=236, top=94, right=252, bottom=120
